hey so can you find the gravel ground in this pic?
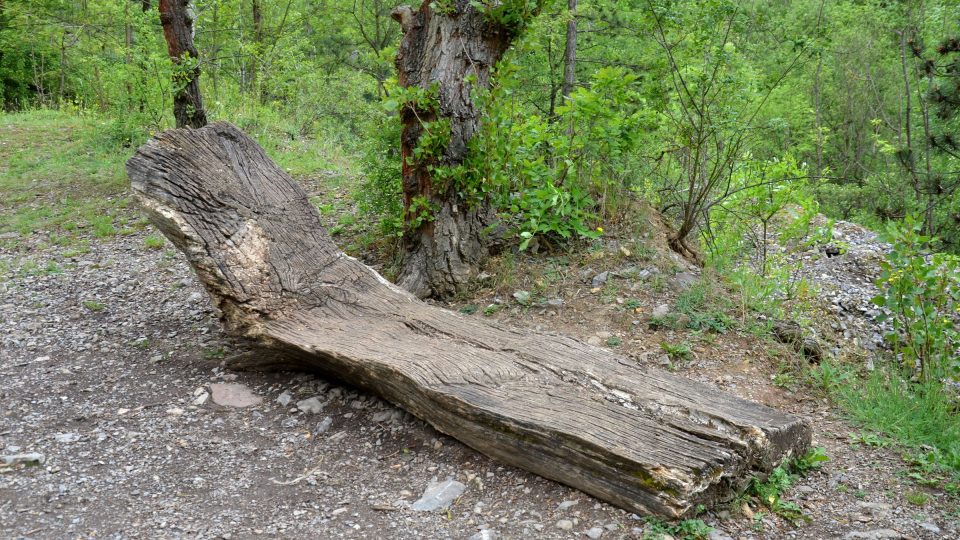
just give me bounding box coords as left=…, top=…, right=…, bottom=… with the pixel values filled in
left=1, top=227, right=957, bottom=539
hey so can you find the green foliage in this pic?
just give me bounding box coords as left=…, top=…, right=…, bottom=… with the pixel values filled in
left=746, top=448, right=827, bottom=524
left=872, top=217, right=960, bottom=382
left=836, top=367, right=960, bottom=475
left=460, top=65, right=648, bottom=250
left=660, top=341, right=693, bottom=362
left=472, top=0, right=541, bottom=36
left=641, top=518, right=713, bottom=540
left=82, top=300, right=105, bottom=312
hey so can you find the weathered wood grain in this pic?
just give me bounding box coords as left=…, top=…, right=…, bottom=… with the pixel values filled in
left=126, top=122, right=812, bottom=518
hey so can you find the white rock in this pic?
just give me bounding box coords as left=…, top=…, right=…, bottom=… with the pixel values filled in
left=296, top=397, right=325, bottom=414
left=556, top=519, right=574, bottom=531
left=53, top=433, right=80, bottom=443
left=411, top=478, right=466, bottom=512
left=210, top=383, right=263, bottom=408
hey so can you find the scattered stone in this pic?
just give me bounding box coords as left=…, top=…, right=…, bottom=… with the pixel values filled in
left=556, top=499, right=579, bottom=511
left=296, top=397, right=324, bottom=414
left=586, top=526, right=604, bottom=539
left=857, top=502, right=892, bottom=518
left=370, top=410, right=392, bottom=422
left=652, top=304, right=670, bottom=318
left=193, top=391, right=209, bottom=406
left=591, top=272, right=610, bottom=288
left=586, top=336, right=602, bottom=346
left=53, top=433, right=80, bottom=443
left=469, top=530, right=498, bottom=540
left=546, top=298, right=564, bottom=309
left=671, top=272, right=698, bottom=290
left=210, top=383, right=263, bottom=408
left=277, top=391, right=293, bottom=407
left=1, top=453, right=45, bottom=466
left=512, top=290, right=531, bottom=306
left=166, top=407, right=185, bottom=416
left=556, top=519, right=574, bottom=531
left=708, top=529, right=735, bottom=540
left=410, top=478, right=466, bottom=512
left=918, top=522, right=940, bottom=534
left=843, top=530, right=903, bottom=540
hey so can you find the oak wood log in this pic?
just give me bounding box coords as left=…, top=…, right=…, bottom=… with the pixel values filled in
left=126, top=122, right=812, bottom=518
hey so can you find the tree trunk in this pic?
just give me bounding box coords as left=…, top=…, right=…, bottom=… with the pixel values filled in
left=126, top=122, right=812, bottom=518
left=390, top=1, right=519, bottom=298
left=158, top=0, right=207, bottom=129
left=561, top=0, right=577, bottom=99
left=250, top=0, right=263, bottom=100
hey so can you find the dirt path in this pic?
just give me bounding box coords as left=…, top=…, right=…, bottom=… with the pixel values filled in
left=1, top=225, right=955, bottom=539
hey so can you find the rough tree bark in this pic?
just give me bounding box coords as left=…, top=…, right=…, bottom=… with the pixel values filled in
left=390, top=0, right=524, bottom=298
left=126, top=123, right=812, bottom=518
left=158, top=0, right=207, bottom=129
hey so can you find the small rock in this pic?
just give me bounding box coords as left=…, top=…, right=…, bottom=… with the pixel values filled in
left=557, top=500, right=579, bottom=511
left=917, top=522, right=940, bottom=534
left=210, top=383, right=263, bottom=408
left=595, top=331, right=612, bottom=339
left=411, top=478, right=466, bottom=511
left=708, top=529, right=734, bottom=540
left=296, top=397, right=325, bottom=414
left=652, top=304, right=670, bottom=318
left=277, top=391, right=293, bottom=407
left=166, top=407, right=185, bottom=416
left=591, top=272, right=610, bottom=288
left=556, top=519, right=574, bottom=531
left=672, top=272, right=698, bottom=290
left=193, top=392, right=209, bottom=406
left=586, top=526, right=604, bottom=539
left=1, top=453, right=45, bottom=466
left=587, top=336, right=602, bottom=346
left=53, top=433, right=80, bottom=443
left=512, top=290, right=531, bottom=305
left=371, top=410, right=392, bottom=422
left=469, top=530, right=498, bottom=540
left=315, top=416, right=333, bottom=433
left=843, top=530, right=903, bottom=540
left=857, top=502, right=892, bottom=518
left=546, top=298, right=564, bottom=309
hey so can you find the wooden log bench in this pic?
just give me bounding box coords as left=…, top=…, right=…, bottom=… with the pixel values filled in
left=126, top=122, right=812, bottom=518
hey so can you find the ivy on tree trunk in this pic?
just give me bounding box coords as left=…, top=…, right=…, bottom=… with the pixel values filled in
left=158, top=0, right=207, bottom=129
left=391, top=0, right=536, bottom=298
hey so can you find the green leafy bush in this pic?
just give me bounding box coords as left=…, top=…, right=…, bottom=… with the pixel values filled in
left=873, top=217, right=960, bottom=382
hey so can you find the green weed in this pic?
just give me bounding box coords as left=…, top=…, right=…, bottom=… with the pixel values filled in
left=144, top=234, right=165, bottom=250
left=82, top=300, right=105, bottom=312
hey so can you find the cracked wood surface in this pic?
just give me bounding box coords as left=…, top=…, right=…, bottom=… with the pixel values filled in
left=126, top=122, right=812, bottom=517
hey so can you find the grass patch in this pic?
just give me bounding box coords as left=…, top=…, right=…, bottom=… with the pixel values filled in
left=144, top=234, right=165, bottom=250
left=836, top=366, right=960, bottom=473
left=82, top=300, right=105, bottom=312
left=0, top=110, right=130, bottom=241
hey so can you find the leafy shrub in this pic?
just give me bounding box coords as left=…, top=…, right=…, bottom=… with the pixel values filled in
left=873, top=217, right=960, bottom=382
